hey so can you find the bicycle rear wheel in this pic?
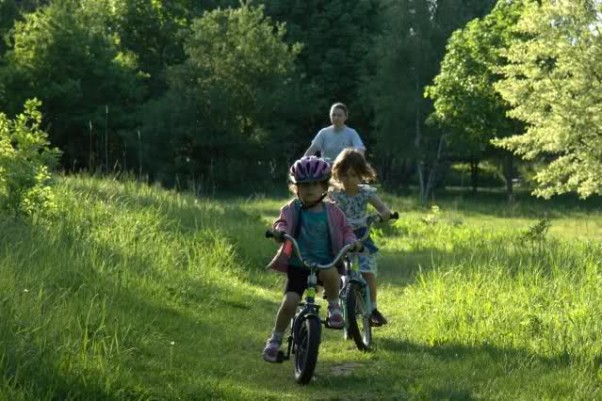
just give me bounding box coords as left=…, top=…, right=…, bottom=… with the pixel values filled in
left=294, top=315, right=322, bottom=384
left=344, top=282, right=372, bottom=351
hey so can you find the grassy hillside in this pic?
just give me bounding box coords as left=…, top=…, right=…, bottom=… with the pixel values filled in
left=1, top=176, right=601, bottom=400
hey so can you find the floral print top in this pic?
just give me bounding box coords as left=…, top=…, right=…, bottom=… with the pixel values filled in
left=328, top=184, right=376, bottom=230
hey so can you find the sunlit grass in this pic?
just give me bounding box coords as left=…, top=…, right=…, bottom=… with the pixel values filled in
left=1, top=175, right=602, bottom=399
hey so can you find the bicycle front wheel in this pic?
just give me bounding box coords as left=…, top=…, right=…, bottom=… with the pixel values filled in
left=294, top=315, right=322, bottom=384
left=344, top=282, right=372, bottom=351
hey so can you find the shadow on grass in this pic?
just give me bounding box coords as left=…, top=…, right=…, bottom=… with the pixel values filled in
left=283, top=331, right=587, bottom=400
left=353, top=335, right=581, bottom=401
left=378, top=336, right=573, bottom=370
left=0, top=348, right=125, bottom=401
left=378, top=248, right=447, bottom=289
left=403, top=187, right=602, bottom=219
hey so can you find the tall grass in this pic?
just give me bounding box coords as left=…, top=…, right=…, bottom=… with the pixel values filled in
left=0, top=176, right=277, bottom=400
left=1, top=175, right=601, bottom=400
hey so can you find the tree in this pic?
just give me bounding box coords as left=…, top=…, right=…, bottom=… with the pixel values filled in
left=367, top=0, right=438, bottom=197
left=141, top=4, right=301, bottom=189
left=262, top=0, right=381, bottom=152
left=494, top=0, right=602, bottom=198
left=362, top=0, right=496, bottom=201
left=0, top=1, right=18, bottom=53
left=84, top=0, right=232, bottom=98
left=2, top=0, right=145, bottom=171
left=425, top=0, right=525, bottom=197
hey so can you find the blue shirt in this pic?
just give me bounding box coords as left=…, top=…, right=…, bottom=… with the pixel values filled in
left=289, top=208, right=332, bottom=268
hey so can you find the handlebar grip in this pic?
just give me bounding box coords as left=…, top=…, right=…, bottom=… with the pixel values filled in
left=390, top=211, right=399, bottom=220
left=265, top=230, right=274, bottom=238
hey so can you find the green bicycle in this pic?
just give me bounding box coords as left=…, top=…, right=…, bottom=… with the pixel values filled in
left=341, top=211, right=398, bottom=351
left=265, top=229, right=357, bottom=385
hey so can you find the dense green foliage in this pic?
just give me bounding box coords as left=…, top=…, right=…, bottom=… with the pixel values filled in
left=0, top=0, right=498, bottom=195
left=425, top=0, right=524, bottom=194
left=494, top=0, right=602, bottom=198
left=428, top=0, right=602, bottom=199
left=140, top=5, right=301, bottom=189
left=0, top=98, right=61, bottom=216
left=2, top=0, right=144, bottom=170
left=1, top=0, right=601, bottom=200
left=1, top=175, right=602, bottom=399
left=362, top=0, right=496, bottom=199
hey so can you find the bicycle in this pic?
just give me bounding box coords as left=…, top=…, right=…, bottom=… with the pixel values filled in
left=264, top=229, right=358, bottom=385
left=341, top=211, right=399, bottom=351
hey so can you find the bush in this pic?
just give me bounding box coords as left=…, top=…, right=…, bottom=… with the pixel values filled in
left=0, top=99, right=61, bottom=216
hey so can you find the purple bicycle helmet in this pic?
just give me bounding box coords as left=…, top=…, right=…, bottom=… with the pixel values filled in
left=289, top=156, right=331, bottom=184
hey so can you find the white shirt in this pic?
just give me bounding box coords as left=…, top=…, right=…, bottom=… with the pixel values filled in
left=310, top=125, right=365, bottom=161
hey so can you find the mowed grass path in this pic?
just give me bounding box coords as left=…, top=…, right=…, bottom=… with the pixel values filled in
left=1, top=176, right=601, bottom=400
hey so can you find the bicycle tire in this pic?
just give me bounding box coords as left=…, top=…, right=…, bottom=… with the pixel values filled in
left=294, top=315, right=322, bottom=384
left=344, top=282, right=372, bottom=351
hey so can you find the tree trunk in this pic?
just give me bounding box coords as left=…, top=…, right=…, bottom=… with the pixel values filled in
left=503, top=152, right=514, bottom=202
left=470, top=159, right=479, bottom=193
left=421, top=134, right=446, bottom=204
left=414, top=72, right=426, bottom=202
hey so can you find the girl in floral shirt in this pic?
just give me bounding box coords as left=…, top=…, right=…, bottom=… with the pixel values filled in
left=329, top=148, right=393, bottom=326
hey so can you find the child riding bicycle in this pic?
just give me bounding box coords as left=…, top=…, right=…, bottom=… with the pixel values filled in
left=329, top=148, right=394, bottom=326
left=263, top=156, right=363, bottom=363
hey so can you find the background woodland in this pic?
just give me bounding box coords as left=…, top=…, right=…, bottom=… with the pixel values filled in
left=1, top=0, right=600, bottom=202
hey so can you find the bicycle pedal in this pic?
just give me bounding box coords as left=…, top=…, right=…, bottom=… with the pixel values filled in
left=324, top=320, right=344, bottom=330
left=275, top=350, right=288, bottom=363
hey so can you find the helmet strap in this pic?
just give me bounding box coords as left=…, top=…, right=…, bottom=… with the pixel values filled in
left=299, top=192, right=327, bottom=209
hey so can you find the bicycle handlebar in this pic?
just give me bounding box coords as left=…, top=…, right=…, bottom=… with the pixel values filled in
left=265, top=211, right=399, bottom=269
left=365, top=211, right=399, bottom=225
left=265, top=230, right=355, bottom=270
left=358, top=211, right=399, bottom=241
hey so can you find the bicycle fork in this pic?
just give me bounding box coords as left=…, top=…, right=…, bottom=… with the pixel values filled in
left=281, top=272, right=322, bottom=362
left=341, top=257, right=373, bottom=331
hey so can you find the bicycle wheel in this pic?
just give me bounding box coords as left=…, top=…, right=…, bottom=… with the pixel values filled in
left=293, top=315, right=322, bottom=384
left=344, top=282, right=372, bottom=351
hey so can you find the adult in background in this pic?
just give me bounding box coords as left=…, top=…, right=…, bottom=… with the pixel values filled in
left=303, top=102, right=366, bottom=162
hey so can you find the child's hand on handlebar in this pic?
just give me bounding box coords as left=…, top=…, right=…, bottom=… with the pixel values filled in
left=379, top=211, right=399, bottom=223
left=352, top=240, right=364, bottom=253
left=272, top=230, right=286, bottom=243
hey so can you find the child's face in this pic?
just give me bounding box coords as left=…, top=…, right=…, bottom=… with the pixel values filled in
left=338, top=168, right=361, bottom=191
left=330, top=107, right=347, bottom=128
left=296, top=181, right=326, bottom=206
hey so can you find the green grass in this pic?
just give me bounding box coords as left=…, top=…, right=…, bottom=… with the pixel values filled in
left=1, top=175, right=602, bottom=400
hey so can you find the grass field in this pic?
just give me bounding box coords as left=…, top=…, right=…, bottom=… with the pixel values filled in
left=1, top=175, right=601, bottom=400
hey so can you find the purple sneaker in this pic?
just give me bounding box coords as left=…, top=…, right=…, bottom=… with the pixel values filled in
left=327, top=305, right=344, bottom=329
left=262, top=337, right=281, bottom=363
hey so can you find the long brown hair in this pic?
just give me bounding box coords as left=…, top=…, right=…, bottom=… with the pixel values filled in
left=331, top=148, right=377, bottom=183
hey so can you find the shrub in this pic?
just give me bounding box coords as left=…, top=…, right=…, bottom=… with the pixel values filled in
left=0, top=98, right=61, bottom=216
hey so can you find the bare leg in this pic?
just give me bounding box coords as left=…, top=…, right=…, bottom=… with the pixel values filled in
left=319, top=267, right=340, bottom=304
left=273, top=292, right=300, bottom=333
